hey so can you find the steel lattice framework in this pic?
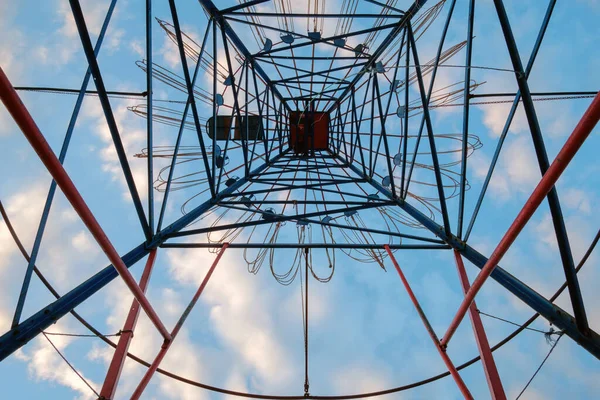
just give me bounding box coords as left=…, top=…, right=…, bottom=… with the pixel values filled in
left=0, top=0, right=599, bottom=399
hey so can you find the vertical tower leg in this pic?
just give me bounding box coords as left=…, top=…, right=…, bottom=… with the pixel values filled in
left=130, top=244, right=229, bottom=399
left=99, top=249, right=158, bottom=400
left=454, top=250, right=506, bottom=400
left=441, top=92, right=600, bottom=346
left=384, top=245, right=473, bottom=400
left=0, top=66, right=171, bottom=341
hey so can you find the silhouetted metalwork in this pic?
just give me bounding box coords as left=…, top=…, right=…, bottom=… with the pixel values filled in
left=1, top=0, right=599, bottom=398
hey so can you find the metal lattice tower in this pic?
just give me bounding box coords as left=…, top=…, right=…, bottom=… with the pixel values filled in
left=0, top=0, right=599, bottom=398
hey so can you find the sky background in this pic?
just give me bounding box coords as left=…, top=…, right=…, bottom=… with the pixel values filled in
left=0, top=0, right=600, bottom=399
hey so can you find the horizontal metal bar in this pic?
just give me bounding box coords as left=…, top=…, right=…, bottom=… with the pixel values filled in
left=217, top=200, right=382, bottom=205
left=222, top=183, right=377, bottom=201
left=13, top=86, right=147, bottom=97
left=307, top=217, right=445, bottom=244
left=276, top=80, right=351, bottom=85
left=256, top=56, right=366, bottom=79
left=161, top=243, right=448, bottom=249
left=227, top=12, right=404, bottom=18
left=273, top=65, right=362, bottom=83
left=0, top=243, right=150, bottom=361
left=258, top=21, right=403, bottom=56
left=470, top=90, right=598, bottom=98
left=255, top=56, right=367, bottom=60
left=259, top=166, right=345, bottom=175
left=167, top=202, right=387, bottom=238
left=366, top=0, right=405, bottom=13
left=249, top=178, right=363, bottom=183
left=283, top=95, right=337, bottom=101
left=224, top=180, right=365, bottom=196
left=218, top=0, right=269, bottom=13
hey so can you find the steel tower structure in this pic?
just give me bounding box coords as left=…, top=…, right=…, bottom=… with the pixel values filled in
left=0, top=0, right=599, bottom=398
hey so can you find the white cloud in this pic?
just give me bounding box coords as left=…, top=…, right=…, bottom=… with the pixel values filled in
left=57, top=0, right=108, bottom=40
left=160, top=35, right=183, bottom=69
left=71, top=230, right=98, bottom=254
left=0, top=2, right=27, bottom=137
left=24, top=328, right=100, bottom=400
left=479, top=102, right=529, bottom=138
left=88, top=275, right=213, bottom=399
left=79, top=96, right=150, bottom=202
left=107, top=28, right=126, bottom=53
left=562, top=187, right=592, bottom=215
left=0, top=182, right=105, bottom=397
left=331, top=363, right=395, bottom=398
left=470, top=135, right=540, bottom=202
left=130, top=39, right=145, bottom=57
left=0, top=180, right=118, bottom=397
left=502, top=136, right=540, bottom=192
left=166, top=247, right=298, bottom=389
left=0, top=184, right=49, bottom=324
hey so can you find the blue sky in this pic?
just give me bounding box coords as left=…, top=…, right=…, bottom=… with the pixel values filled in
left=0, top=0, right=599, bottom=399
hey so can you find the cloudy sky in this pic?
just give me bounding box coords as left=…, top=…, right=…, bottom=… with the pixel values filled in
left=0, top=0, right=599, bottom=399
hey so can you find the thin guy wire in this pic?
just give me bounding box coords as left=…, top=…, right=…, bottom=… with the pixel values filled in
left=41, top=332, right=100, bottom=397
left=0, top=197, right=599, bottom=398
left=477, top=311, right=555, bottom=335
left=515, top=333, right=564, bottom=400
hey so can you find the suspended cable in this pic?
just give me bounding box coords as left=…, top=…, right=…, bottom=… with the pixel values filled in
left=515, top=332, right=564, bottom=400
left=1, top=194, right=599, bottom=398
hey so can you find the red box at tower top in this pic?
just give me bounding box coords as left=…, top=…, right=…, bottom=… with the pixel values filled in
left=289, top=111, right=330, bottom=155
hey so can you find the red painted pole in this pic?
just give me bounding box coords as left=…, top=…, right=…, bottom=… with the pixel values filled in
left=384, top=245, right=473, bottom=400
left=99, top=249, right=158, bottom=400
left=453, top=251, right=506, bottom=400
left=0, top=67, right=171, bottom=341
left=441, top=92, right=600, bottom=347
left=130, top=244, right=229, bottom=400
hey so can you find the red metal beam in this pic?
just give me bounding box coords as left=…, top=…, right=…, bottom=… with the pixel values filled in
left=130, top=244, right=229, bottom=400
left=453, top=250, right=506, bottom=400
left=0, top=67, right=171, bottom=341
left=441, top=92, right=600, bottom=346
left=384, top=245, right=473, bottom=400
left=99, top=249, right=158, bottom=400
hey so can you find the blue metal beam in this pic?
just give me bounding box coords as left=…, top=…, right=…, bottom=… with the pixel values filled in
left=0, top=150, right=287, bottom=361
left=400, top=28, right=410, bottom=197
left=457, top=0, right=474, bottom=239
left=372, top=75, right=397, bottom=197
left=491, top=0, right=588, bottom=333
left=11, top=0, right=118, bottom=329
left=166, top=202, right=392, bottom=238
left=69, top=0, right=151, bottom=240
left=156, top=20, right=212, bottom=233
left=169, top=0, right=215, bottom=197
left=250, top=20, right=402, bottom=57
left=464, top=0, right=556, bottom=242
left=146, top=0, right=155, bottom=234
left=0, top=243, right=149, bottom=361
left=161, top=243, right=448, bottom=250
left=406, top=24, right=451, bottom=236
